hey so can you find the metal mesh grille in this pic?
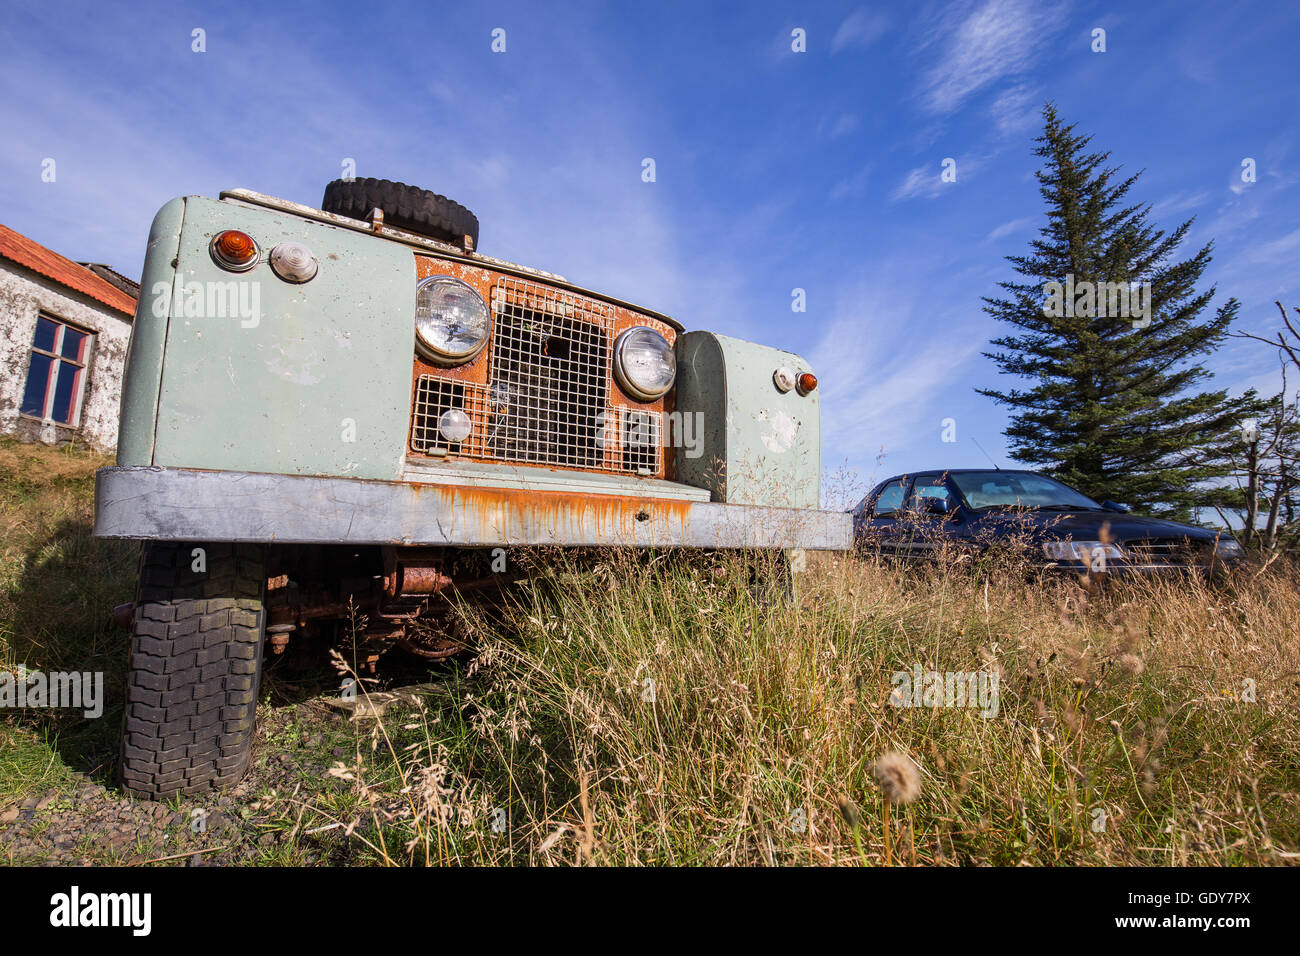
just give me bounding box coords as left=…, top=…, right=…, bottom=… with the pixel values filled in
left=621, top=409, right=662, bottom=475
left=489, top=278, right=611, bottom=469
left=410, top=377, right=491, bottom=456
left=410, top=275, right=664, bottom=475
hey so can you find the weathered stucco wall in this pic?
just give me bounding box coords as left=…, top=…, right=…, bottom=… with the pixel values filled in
left=0, top=264, right=134, bottom=452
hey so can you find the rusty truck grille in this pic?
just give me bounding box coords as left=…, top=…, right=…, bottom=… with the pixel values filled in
left=410, top=276, right=663, bottom=474
left=488, top=277, right=611, bottom=468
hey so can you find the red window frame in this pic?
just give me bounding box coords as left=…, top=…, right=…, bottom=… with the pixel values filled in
left=21, top=314, right=92, bottom=426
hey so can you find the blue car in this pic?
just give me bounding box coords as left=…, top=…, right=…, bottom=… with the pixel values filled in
left=851, top=469, right=1244, bottom=573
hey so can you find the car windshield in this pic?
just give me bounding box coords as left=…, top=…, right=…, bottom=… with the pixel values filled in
left=949, top=471, right=1103, bottom=511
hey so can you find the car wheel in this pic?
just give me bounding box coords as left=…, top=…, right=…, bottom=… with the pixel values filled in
left=118, top=542, right=266, bottom=799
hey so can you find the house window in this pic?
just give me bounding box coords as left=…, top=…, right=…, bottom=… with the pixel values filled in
left=20, top=315, right=91, bottom=426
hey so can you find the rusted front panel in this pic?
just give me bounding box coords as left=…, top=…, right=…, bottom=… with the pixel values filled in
left=427, top=481, right=694, bottom=544
left=408, top=257, right=676, bottom=480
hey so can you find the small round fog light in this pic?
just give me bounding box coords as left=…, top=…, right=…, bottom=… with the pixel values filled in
left=269, top=241, right=319, bottom=283
left=438, top=408, right=472, bottom=443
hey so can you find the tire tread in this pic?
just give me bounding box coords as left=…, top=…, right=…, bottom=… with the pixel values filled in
left=320, top=177, right=480, bottom=248
left=118, top=543, right=265, bottom=799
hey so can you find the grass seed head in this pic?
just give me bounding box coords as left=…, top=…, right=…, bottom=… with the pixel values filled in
left=872, top=751, right=922, bottom=805
left=1118, top=653, right=1145, bottom=675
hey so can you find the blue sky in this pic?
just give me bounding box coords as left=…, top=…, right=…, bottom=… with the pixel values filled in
left=3, top=0, right=1298, bottom=504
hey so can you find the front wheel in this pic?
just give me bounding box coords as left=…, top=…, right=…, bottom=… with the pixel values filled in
left=118, top=543, right=266, bottom=799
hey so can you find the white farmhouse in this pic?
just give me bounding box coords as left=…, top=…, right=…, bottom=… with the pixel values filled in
left=0, top=224, right=137, bottom=452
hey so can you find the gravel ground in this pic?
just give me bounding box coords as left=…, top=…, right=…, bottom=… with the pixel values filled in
left=0, top=700, right=374, bottom=866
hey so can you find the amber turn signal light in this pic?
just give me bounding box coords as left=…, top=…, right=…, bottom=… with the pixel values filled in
left=797, top=372, right=818, bottom=394
left=210, top=230, right=259, bottom=272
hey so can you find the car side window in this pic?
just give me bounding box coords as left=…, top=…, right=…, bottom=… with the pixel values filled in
left=908, top=477, right=956, bottom=511
left=871, top=479, right=908, bottom=517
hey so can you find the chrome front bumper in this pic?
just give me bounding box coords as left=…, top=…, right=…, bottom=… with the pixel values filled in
left=93, top=466, right=852, bottom=551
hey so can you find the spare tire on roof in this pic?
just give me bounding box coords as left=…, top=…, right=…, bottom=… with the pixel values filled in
left=321, top=177, right=480, bottom=249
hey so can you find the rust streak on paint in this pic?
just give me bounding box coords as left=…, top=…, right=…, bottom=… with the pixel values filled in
left=415, top=482, right=692, bottom=543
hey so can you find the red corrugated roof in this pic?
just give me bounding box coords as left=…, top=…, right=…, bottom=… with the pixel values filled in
left=0, top=223, right=137, bottom=317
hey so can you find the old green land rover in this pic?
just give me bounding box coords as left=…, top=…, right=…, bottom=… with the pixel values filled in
left=94, top=178, right=851, bottom=798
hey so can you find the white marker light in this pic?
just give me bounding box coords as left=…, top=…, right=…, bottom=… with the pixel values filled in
left=773, top=367, right=796, bottom=393
left=438, top=408, right=472, bottom=443
left=269, top=241, right=319, bottom=283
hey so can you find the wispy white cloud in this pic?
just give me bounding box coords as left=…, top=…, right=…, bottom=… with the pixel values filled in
left=918, top=0, right=1069, bottom=113
left=988, top=83, right=1040, bottom=134
left=983, top=215, right=1036, bottom=243
left=1187, top=192, right=1263, bottom=260
left=1151, top=189, right=1210, bottom=218
left=830, top=113, right=861, bottom=139
left=426, top=80, right=456, bottom=105
left=831, top=9, right=889, bottom=53
left=1242, top=227, right=1300, bottom=265
left=890, top=157, right=980, bottom=201
left=892, top=166, right=944, bottom=201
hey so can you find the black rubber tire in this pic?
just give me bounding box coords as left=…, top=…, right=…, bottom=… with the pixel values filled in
left=321, top=177, right=480, bottom=248
left=118, top=543, right=266, bottom=799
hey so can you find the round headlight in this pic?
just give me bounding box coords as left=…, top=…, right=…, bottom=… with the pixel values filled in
left=415, top=276, right=490, bottom=364
left=614, top=327, right=676, bottom=401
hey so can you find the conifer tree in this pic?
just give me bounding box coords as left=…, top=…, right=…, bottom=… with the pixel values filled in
left=979, top=104, right=1256, bottom=519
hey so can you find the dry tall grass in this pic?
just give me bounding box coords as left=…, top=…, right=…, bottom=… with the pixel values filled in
left=327, top=548, right=1300, bottom=866
left=0, top=438, right=134, bottom=678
